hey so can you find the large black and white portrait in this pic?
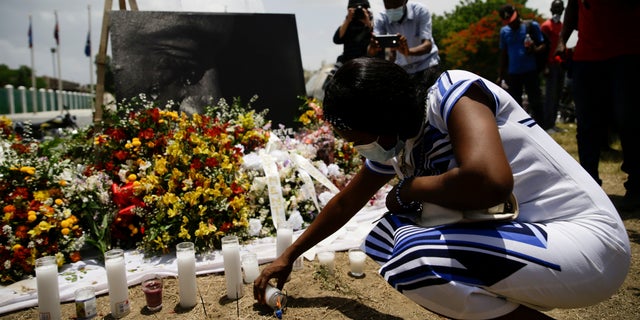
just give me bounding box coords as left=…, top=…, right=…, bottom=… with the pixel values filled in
left=109, top=11, right=306, bottom=127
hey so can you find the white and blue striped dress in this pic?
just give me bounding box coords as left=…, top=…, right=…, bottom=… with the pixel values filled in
left=362, top=70, right=630, bottom=319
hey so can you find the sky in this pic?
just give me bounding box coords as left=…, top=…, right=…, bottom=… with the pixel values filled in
left=0, top=0, right=555, bottom=86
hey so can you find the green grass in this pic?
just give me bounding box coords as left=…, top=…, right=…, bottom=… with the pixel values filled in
left=551, top=122, right=626, bottom=198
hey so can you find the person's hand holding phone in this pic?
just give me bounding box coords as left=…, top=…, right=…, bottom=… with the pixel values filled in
left=396, top=34, right=410, bottom=56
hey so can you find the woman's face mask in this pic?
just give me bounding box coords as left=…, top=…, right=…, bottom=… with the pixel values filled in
left=552, top=14, right=562, bottom=23
left=386, top=6, right=405, bottom=23
left=354, top=137, right=405, bottom=162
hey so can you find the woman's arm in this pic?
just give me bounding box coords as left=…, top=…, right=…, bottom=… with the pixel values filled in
left=393, top=83, right=513, bottom=211
left=253, top=165, right=393, bottom=303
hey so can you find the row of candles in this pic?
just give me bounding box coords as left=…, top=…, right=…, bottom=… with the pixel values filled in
left=35, top=223, right=367, bottom=319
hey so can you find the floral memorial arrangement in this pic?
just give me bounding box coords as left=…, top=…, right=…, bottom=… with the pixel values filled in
left=0, top=96, right=364, bottom=284
left=0, top=118, right=111, bottom=284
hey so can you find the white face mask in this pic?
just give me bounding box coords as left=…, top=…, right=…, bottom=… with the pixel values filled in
left=354, top=138, right=405, bottom=162
left=552, top=14, right=562, bottom=23
left=386, top=6, right=405, bottom=23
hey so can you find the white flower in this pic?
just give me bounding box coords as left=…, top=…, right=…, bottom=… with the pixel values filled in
left=326, top=164, right=342, bottom=177
left=2, top=225, right=11, bottom=236
left=287, top=210, right=304, bottom=230
left=241, top=152, right=262, bottom=170
left=318, top=191, right=336, bottom=206
left=248, top=218, right=262, bottom=237
left=251, top=177, right=267, bottom=192
left=118, top=169, right=128, bottom=183
left=3, top=260, right=10, bottom=269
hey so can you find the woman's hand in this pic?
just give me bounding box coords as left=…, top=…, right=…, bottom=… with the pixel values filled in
left=253, top=255, right=292, bottom=305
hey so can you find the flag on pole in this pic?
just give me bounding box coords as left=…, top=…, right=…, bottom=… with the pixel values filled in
left=28, top=19, right=33, bottom=48
left=54, top=17, right=59, bottom=45
left=84, top=31, right=91, bottom=57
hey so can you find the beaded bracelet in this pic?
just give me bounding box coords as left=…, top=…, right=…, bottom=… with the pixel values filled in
left=395, top=177, right=422, bottom=211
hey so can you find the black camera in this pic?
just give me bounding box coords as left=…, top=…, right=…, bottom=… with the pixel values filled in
left=354, top=5, right=365, bottom=19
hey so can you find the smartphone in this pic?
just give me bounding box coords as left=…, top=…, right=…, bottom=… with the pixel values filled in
left=374, top=34, right=400, bottom=48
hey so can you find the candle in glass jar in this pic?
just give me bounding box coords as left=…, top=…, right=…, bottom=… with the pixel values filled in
left=141, top=274, right=163, bottom=311
left=104, top=249, right=130, bottom=318
left=176, top=242, right=198, bottom=308
left=36, top=256, right=61, bottom=320
left=222, top=235, right=243, bottom=299
left=276, top=223, right=292, bottom=258
left=75, top=286, right=97, bottom=319
left=317, top=249, right=335, bottom=274
left=241, top=252, right=260, bottom=283
left=348, top=248, right=367, bottom=277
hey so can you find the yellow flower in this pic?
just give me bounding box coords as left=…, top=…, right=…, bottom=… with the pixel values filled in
left=132, top=138, right=141, bottom=147
left=155, top=158, right=168, bottom=176
left=127, top=174, right=137, bottom=182
left=55, top=252, right=65, bottom=267
left=162, top=193, right=179, bottom=206
left=60, top=220, right=70, bottom=228
left=54, top=198, right=64, bottom=206
left=194, top=221, right=215, bottom=237
left=167, top=207, right=179, bottom=219
left=12, top=244, right=22, bottom=251
left=33, top=190, right=50, bottom=202
left=61, top=228, right=71, bottom=235
left=229, top=196, right=246, bottom=211
left=38, top=220, right=53, bottom=231
left=59, top=180, right=67, bottom=187
left=178, top=225, right=191, bottom=239
left=20, top=166, right=36, bottom=175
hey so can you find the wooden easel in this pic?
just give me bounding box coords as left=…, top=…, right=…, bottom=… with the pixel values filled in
left=92, top=0, right=138, bottom=124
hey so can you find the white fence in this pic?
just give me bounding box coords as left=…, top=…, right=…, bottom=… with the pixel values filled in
left=0, top=84, right=94, bottom=115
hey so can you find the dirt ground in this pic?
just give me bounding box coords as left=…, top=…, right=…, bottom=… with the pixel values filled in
left=2, top=125, right=639, bottom=320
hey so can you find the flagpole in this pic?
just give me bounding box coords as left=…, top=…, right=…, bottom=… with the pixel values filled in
left=55, top=10, right=63, bottom=114
left=88, top=4, right=94, bottom=111
left=29, top=15, right=37, bottom=114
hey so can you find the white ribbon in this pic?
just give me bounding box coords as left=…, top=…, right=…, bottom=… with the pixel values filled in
left=290, top=153, right=340, bottom=194
left=259, top=151, right=287, bottom=229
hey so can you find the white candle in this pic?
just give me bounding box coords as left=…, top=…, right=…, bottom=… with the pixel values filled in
left=241, top=252, right=260, bottom=283
left=104, top=249, right=130, bottom=318
left=317, top=250, right=335, bottom=274
left=176, top=242, right=198, bottom=308
left=222, top=235, right=244, bottom=299
left=36, top=256, right=61, bottom=320
left=276, top=223, right=293, bottom=258
left=348, top=248, right=367, bottom=277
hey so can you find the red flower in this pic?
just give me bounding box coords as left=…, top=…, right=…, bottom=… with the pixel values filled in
left=139, top=128, right=155, bottom=140
left=106, top=128, right=126, bottom=141
left=190, top=158, right=203, bottom=170
left=114, top=150, right=129, bottom=161
left=219, top=221, right=233, bottom=233
left=205, top=157, right=218, bottom=167
left=145, top=108, right=160, bottom=123
left=69, top=251, right=82, bottom=262
left=14, top=225, right=29, bottom=239
left=10, top=143, right=29, bottom=154
left=11, top=187, right=29, bottom=200
left=230, top=182, right=244, bottom=195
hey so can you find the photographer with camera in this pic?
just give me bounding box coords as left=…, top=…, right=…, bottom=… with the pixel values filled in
left=333, top=0, right=374, bottom=64
left=369, top=0, right=440, bottom=89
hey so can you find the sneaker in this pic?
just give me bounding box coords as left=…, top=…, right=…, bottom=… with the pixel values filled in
left=618, top=190, right=640, bottom=212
